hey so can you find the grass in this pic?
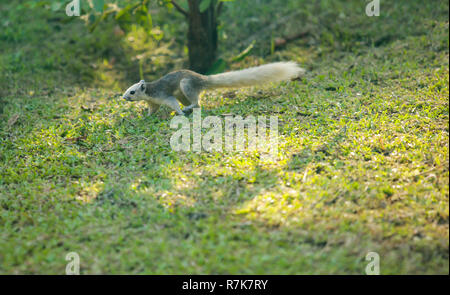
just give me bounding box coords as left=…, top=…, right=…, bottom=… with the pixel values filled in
left=0, top=0, right=448, bottom=274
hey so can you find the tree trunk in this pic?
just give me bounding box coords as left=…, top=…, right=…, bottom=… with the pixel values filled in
left=187, top=0, right=218, bottom=74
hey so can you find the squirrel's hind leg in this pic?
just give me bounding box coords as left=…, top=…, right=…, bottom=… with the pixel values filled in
left=179, top=78, right=200, bottom=113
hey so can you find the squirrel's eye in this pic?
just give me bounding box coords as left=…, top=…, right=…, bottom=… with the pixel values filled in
left=130, top=91, right=135, bottom=95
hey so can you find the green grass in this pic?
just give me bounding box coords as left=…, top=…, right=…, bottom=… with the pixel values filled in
left=0, top=0, right=448, bottom=274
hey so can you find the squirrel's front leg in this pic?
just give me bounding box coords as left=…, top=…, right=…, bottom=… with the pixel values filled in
left=146, top=101, right=160, bottom=115
left=161, top=96, right=184, bottom=116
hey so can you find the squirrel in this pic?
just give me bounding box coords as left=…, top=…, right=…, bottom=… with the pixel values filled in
left=122, top=61, right=304, bottom=116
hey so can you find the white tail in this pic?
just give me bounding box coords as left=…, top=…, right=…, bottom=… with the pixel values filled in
left=205, top=62, right=305, bottom=89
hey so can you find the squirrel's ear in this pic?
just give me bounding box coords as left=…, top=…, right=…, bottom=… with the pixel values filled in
left=140, top=81, right=146, bottom=91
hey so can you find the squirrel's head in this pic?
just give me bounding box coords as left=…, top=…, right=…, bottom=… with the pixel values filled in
left=122, top=80, right=146, bottom=101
